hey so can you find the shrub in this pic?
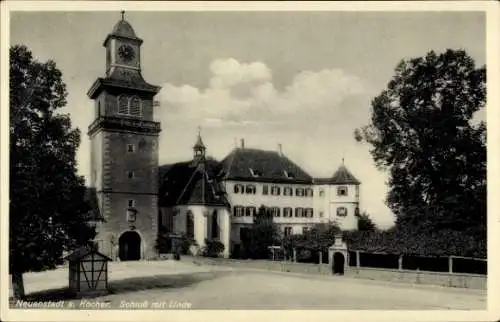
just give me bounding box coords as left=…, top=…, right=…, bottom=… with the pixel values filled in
left=202, top=239, right=225, bottom=258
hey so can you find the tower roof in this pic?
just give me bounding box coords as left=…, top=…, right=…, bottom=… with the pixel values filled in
left=111, top=19, right=137, bottom=39
left=193, top=132, right=206, bottom=150
left=103, top=12, right=143, bottom=46
left=314, top=163, right=360, bottom=185
left=330, top=164, right=360, bottom=185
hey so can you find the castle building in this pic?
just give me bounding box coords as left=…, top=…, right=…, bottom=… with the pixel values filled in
left=88, top=15, right=361, bottom=261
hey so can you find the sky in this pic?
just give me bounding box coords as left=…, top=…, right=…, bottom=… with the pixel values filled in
left=9, top=10, right=486, bottom=229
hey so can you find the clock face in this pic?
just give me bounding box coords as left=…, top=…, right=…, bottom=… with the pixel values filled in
left=118, top=44, right=135, bottom=62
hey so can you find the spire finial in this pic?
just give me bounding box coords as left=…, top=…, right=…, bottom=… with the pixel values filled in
left=121, top=11, right=125, bottom=21
left=197, top=125, right=201, bottom=138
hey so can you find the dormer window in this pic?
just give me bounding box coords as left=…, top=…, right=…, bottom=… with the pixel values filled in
left=249, top=168, right=262, bottom=177
left=284, top=170, right=294, bottom=179
left=337, top=186, right=348, bottom=196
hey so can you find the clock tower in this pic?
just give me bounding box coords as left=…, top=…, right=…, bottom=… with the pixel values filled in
left=87, top=12, right=161, bottom=261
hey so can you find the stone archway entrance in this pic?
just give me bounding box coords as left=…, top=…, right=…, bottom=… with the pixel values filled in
left=332, top=252, right=345, bottom=275
left=119, top=231, right=141, bottom=261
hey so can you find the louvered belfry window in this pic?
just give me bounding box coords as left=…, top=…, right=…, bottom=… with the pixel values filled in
left=118, top=95, right=129, bottom=114
left=129, top=96, right=142, bottom=116
left=116, top=95, right=142, bottom=117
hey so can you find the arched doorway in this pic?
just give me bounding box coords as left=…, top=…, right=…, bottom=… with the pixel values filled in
left=332, top=252, right=345, bottom=275
left=119, top=231, right=141, bottom=261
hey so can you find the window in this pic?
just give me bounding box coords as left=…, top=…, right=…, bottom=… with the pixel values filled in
left=283, top=187, right=293, bottom=196
left=127, top=171, right=135, bottom=179
left=127, top=199, right=136, bottom=208
left=262, top=185, right=269, bottom=195
left=245, top=185, right=256, bottom=194
left=337, top=207, right=348, bottom=217
left=127, top=144, right=135, bottom=153
left=271, top=186, right=281, bottom=196
left=305, top=188, right=313, bottom=197
left=118, top=95, right=129, bottom=114
left=249, top=168, right=262, bottom=177
left=295, top=207, right=304, bottom=217
left=295, top=188, right=303, bottom=197
left=302, top=227, right=309, bottom=234
left=283, top=207, right=293, bottom=218
left=319, top=189, right=325, bottom=197
left=117, top=95, right=142, bottom=116
left=271, top=207, right=280, bottom=217
left=233, top=206, right=244, bottom=217
left=337, top=186, right=348, bottom=196
left=355, top=186, right=360, bottom=198
left=186, top=211, right=194, bottom=238
left=129, top=96, right=142, bottom=116
left=284, top=227, right=292, bottom=237
left=234, top=184, right=243, bottom=194
left=245, top=206, right=256, bottom=217
left=305, top=208, right=314, bottom=218
left=211, top=210, right=219, bottom=239
left=319, top=211, right=324, bottom=218
left=284, top=170, right=294, bottom=179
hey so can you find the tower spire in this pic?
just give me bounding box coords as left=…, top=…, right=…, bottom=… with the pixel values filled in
left=121, top=10, right=125, bottom=21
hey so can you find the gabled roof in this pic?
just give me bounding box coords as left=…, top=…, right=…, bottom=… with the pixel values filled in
left=314, top=164, right=361, bottom=185
left=220, top=148, right=313, bottom=184
left=159, top=158, right=228, bottom=207
left=64, top=246, right=112, bottom=262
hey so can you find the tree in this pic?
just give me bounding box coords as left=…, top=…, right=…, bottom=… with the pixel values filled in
left=354, top=49, right=486, bottom=248
left=241, top=205, right=279, bottom=259
left=357, top=212, right=377, bottom=231
left=9, top=45, right=95, bottom=298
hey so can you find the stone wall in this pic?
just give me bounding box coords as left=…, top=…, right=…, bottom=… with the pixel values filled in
left=185, top=256, right=486, bottom=290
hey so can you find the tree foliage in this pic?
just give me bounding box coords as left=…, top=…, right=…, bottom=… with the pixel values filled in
left=241, top=205, right=279, bottom=259
left=356, top=212, right=377, bottom=231
left=354, top=49, right=486, bottom=249
left=283, top=222, right=340, bottom=253
left=10, top=45, right=95, bottom=298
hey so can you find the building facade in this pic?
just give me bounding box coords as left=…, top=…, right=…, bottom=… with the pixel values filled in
left=87, top=16, right=161, bottom=261
left=88, top=15, right=361, bottom=260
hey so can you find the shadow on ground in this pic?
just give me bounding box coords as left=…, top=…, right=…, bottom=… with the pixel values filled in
left=11, top=271, right=222, bottom=303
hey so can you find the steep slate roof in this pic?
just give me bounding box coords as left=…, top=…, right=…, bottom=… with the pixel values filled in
left=158, top=158, right=228, bottom=207
left=314, top=164, right=361, bottom=185
left=220, top=148, right=313, bottom=184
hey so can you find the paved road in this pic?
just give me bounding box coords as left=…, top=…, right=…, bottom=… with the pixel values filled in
left=11, top=260, right=486, bottom=310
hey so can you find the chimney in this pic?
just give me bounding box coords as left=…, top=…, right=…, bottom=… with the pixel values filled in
left=278, top=143, right=283, bottom=156
left=240, top=139, right=245, bottom=149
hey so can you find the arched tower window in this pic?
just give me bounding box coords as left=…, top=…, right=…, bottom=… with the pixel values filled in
left=129, top=96, right=142, bottom=116
left=186, top=211, right=194, bottom=238
left=211, top=210, right=219, bottom=239
left=118, top=95, right=129, bottom=114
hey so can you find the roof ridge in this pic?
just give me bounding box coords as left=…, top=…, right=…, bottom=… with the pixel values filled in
left=223, top=148, right=238, bottom=179
left=175, top=161, right=201, bottom=205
